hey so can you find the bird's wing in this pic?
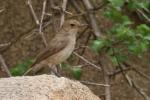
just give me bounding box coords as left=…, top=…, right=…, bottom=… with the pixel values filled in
left=34, top=36, right=68, bottom=64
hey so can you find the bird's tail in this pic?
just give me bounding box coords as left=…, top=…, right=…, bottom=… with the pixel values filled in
left=23, top=61, right=45, bottom=75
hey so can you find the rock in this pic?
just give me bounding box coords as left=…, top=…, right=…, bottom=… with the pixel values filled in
left=0, top=75, right=101, bottom=100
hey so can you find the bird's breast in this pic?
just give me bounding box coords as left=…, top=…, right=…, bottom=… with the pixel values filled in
left=47, top=36, right=76, bottom=64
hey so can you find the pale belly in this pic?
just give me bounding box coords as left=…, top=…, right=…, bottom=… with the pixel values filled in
left=46, top=39, right=75, bottom=64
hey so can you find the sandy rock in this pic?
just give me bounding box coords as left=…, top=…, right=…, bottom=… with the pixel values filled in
left=0, top=75, right=101, bottom=100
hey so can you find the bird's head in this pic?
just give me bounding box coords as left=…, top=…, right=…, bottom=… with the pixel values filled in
left=62, top=19, right=81, bottom=35
left=68, top=19, right=81, bottom=28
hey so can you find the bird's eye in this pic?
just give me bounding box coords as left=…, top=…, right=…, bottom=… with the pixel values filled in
left=70, top=23, right=75, bottom=27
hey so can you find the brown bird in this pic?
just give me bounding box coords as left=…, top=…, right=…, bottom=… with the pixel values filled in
left=24, top=19, right=81, bottom=75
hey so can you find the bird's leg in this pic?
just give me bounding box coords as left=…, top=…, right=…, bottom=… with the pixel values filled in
left=48, top=64, right=61, bottom=77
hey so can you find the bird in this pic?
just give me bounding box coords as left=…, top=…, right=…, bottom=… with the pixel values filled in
left=24, top=19, right=81, bottom=75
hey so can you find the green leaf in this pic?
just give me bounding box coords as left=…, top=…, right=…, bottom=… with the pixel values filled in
left=111, top=54, right=127, bottom=66
left=104, top=8, right=131, bottom=23
left=128, top=41, right=149, bottom=56
left=128, top=0, right=150, bottom=11
left=60, top=62, right=70, bottom=70
left=108, top=0, right=125, bottom=10
left=137, top=2, right=149, bottom=11
left=109, top=24, right=135, bottom=41
left=10, top=59, right=34, bottom=76
left=140, top=41, right=149, bottom=52
left=116, top=54, right=127, bottom=63
left=90, top=39, right=106, bottom=53
left=111, top=56, right=118, bottom=66
left=71, top=66, right=82, bottom=80
left=144, top=35, right=150, bottom=41
left=104, top=8, right=122, bottom=21
left=128, top=43, right=140, bottom=55
left=127, top=1, right=137, bottom=10
left=136, top=24, right=150, bottom=36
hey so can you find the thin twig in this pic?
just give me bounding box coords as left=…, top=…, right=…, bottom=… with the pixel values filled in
left=50, top=0, right=57, bottom=33
left=103, top=70, right=111, bottom=100
left=25, top=20, right=52, bottom=39
left=39, top=0, right=48, bottom=47
left=93, top=1, right=108, bottom=10
left=0, top=54, right=12, bottom=77
left=0, top=42, right=11, bottom=47
left=137, top=9, right=150, bottom=23
left=27, top=0, right=40, bottom=25
left=120, top=63, right=150, bottom=100
left=0, top=9, right=5, bottom=13
left=112, top=48, right=133, bottom=86
left=0, top=25, right=36, bottom=53
left=108, top=67, right=132, bottom=77
left=133, top=67, right=150, bottom=81
left=124, top=62, right=150, bottom=81
left=73, top=52, right=101, bottom=71
left=39, top=0, right=47, bottom=33
left=82, top=0, right=102, bottom=38
left=99, top=54, right=111, bottom=100
left=70, top=0, right=89, bottom=22
left=60, top=0, right=68, bottom=28
left=51, top=6, right=73, bottom=15
left=74, top=45, right=90, bottom=51
left=113, top=49, right=150, bottom=100
left=80, top=81, right=110, bottom=87
left=132, top=81, right=150, bottom=100
left=77, top=31, right=92, bottom=64
left=77, top=26, right=89, bottom=40
left=44, top=13, right=52, bottom=16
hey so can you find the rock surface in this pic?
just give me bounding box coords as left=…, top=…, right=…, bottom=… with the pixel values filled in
left=0, top=75, right=101, bottom=100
